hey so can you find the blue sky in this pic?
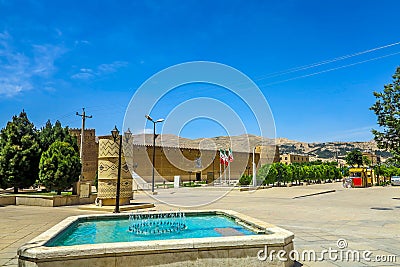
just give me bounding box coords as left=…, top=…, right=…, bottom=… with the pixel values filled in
left=0, top=0, right=399, bottom=142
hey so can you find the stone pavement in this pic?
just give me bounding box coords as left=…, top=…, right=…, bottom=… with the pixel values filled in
left=1, top=183, right=399, bottom=266
left=0, top=206, right=106, bottom=266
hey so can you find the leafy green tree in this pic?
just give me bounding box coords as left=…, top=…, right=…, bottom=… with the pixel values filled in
left=275, top=163, right=290, bottom=186
left=94, top=170, right=98, bottom=190
left=258, top=161, right=343, bottom=187
left=258, top=164, right=276, bottom=185
left=299, top=165, right=309, bottom=182
left=239, top=174, right=252, bottom=186
left=345, top=150, right=363, bottom=167
left=333, top=166, right=342, bottom=180
left=312, top=165, right=320, bottom=182
left=370, top=66, right=400, bottom=163
left=0, top=111, right=40, bottom=192
left=257, top=164, right=268, bottom=182
left=362, top=156, right=371, bottom=167
left=321, top=164, right=330, bottom=182
left=377, top=164, right=400, bottom=179
left=265, top=164, right=277, bottom=185
left=290, top=164, right=301, bottom=184
left=283, top=164, right=292, bottom=184
left=38, top=141, right=81, bottom=195
left=39, top=120, right=78, bottom=153
left=340, top=165, right=349, bottom=177
left=303, top=164, right=315, bottom=183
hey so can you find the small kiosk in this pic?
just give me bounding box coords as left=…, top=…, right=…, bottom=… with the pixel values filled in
left=349, top=167, right=375, bottom=188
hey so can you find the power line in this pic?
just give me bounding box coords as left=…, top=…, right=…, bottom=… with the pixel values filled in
left=174, top=41, right=400, bottom=94
left=261, top=51, right=400, bottom=87
left=253, top=41, right=400, bottom=81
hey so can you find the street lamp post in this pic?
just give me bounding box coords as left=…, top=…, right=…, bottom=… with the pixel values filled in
left=145, top=115, right=164, bottom=193
left=111, top=126, right=132, bottom=213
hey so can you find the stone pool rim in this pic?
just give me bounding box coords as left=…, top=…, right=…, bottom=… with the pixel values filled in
left=18, top=209, right=294, bottom=266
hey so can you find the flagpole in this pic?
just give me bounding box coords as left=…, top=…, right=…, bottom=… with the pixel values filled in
left=219, top=161, right=222, bottom=186
left=228, top=161, right=231, bottom=186
left=227, top=148, right=233, bottom=186
left=224, top=162, right=226, bottom=185
left=252, top=147, right=257, bottom=187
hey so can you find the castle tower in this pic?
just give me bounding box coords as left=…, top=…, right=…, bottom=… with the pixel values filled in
left=69, top=128, right=98, bottom=184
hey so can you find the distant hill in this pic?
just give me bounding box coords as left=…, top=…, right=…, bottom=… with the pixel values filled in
left=132, top=134, right=392, bottom=161
left=276, top=138, right=392, bottom=161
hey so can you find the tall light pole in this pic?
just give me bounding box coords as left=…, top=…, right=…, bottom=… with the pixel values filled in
left=75, top=108, right=92, bottom=195
left=111, top=126, right=132, bottom=213
left=76, top=108, right=92, bottom=180
left=145, top=115, right=164, bottom=193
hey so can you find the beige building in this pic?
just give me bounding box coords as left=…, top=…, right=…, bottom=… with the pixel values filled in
left=362, top=151, right=380, bottom=166
left=74, top=130, right=281, bottom=186
left=255, top=145, right=280, bottom=165
left=130, top=144, right=278, bottom=183
left=280, top=153, right=309, bottom=164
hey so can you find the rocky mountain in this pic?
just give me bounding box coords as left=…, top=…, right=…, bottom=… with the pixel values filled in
left=277, top=139, right=391, bottom=160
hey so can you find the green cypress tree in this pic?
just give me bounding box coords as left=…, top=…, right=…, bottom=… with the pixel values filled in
left=38, top=141, right=81, bottom=195
left=0, top=111, right=40, bottom=192
left=39, top=120, right=78, bottom=153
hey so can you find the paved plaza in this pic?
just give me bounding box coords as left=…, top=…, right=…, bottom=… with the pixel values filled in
left=1, top=183, right=399, bottom=266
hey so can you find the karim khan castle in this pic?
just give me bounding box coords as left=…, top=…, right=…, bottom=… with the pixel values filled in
left=70, top=129, right=281, bottom=184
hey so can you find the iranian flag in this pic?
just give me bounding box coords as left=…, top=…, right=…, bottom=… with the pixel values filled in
left=228, top=148, right=234, bottom=162
left=223, top=150, right=229, bottom=166
left=219, top=149, right=225, bottom=165
left=219, top=149, right=229, bottom=166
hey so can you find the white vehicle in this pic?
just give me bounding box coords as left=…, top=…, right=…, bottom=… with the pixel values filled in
left=391, top=176, right=400, bottom=186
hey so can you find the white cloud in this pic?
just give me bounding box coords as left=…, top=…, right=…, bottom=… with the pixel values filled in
left=74, top=40, right=90, bottom=46
left=0, top=31, right=66, bottom=97
left=98, top=61, right=128, bottom=74
left=32, top=44, right=66, bottom=76
left=71, top=61, right=128, bottom=80
left=71, top=72, right=95, bottom=80
left=71, top=68, right=96, bottom=80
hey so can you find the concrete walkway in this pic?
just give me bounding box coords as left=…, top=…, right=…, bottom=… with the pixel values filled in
left=1, top=183, right=399, bottom=266
left=132, top=183, right=400, bottom=266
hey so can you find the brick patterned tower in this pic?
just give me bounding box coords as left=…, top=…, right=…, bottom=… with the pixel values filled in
left=69, top=128, right=98, bottom=184
left=97, top=136, right=133, bottom=206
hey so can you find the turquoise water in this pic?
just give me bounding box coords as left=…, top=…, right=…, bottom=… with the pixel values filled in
left=46, top=214, right=255, bottom=247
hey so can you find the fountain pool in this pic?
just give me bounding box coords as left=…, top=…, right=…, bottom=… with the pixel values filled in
left=18, top=210, right=294, bottom=266
left=47, top=212, right=256, bottom=246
